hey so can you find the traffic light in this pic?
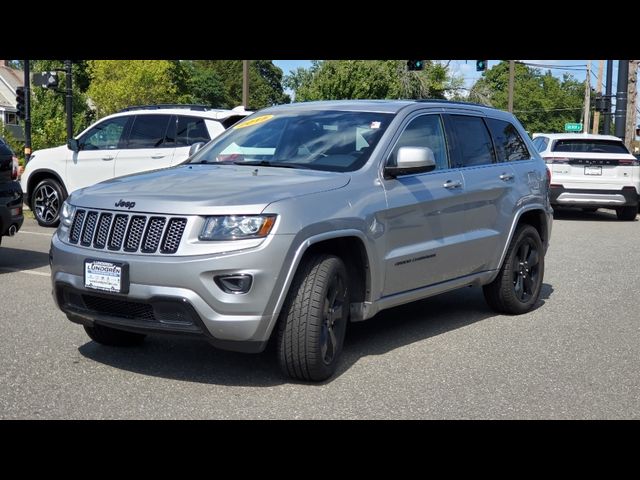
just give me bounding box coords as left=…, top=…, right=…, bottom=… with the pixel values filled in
left=15, top=86, right=25, bottom=120
left=407, top=60, right=424, bottom=71
left=476, top=60, right=488, bottom=72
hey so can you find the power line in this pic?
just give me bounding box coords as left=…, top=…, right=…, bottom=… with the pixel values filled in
left=513, top=107, right=583, bottom=113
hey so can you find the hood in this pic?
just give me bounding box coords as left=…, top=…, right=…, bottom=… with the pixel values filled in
left=70, top=164, right=351, bottom=215
left=30, top=144, right=68, bottom=159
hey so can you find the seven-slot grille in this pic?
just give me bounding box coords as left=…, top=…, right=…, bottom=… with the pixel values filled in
left=69, top=209, right=187, bottom=254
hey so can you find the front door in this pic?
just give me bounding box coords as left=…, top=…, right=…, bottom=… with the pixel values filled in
left=381, top=113, right=469, bottom=297
left=67, top=116, right=129, bottom=193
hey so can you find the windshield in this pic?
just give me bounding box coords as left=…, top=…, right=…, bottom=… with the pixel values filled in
left=188, top=110, right=394, bottom=172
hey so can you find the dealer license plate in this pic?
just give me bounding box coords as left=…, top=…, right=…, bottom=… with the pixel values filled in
left=84, top=260, right=129, bottom=293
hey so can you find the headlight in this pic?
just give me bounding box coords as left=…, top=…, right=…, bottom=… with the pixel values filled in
left=60, top=200, right=76, bottom=227
left=199, top=215, right=276, bottom=241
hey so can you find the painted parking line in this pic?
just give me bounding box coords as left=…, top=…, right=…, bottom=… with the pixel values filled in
left=18, top=230, right=54, bottom=237
left=0, top=267, right=50, bottom=277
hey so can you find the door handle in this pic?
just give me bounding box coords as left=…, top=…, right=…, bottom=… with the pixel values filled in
left=151, top=154, right=166, bottom=159
left=499, top=173, right=514, bottom=181
left=443, top=180, right=463, bottom=189
left=102, top=156, right=114, bottom=161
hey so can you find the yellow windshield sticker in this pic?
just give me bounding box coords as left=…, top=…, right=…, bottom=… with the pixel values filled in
left=233, top=114, right=274, bottom=129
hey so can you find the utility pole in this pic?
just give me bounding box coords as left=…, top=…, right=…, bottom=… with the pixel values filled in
left=592, top=60, right=604, bottom=134
left=614, top=60, right=629, bottom=142
left=23, top=60, right=32, bottom=164
left=64, top=60, right=73, bottom=142
left=603, top=60, right=614, bottom=135
left=583, top=60, right=591, bottom=134
left=624, top=60, right=638, bottom=150
left=508, top=60, right=515, bottom=113
left=242, top=60, right=249, bottom=108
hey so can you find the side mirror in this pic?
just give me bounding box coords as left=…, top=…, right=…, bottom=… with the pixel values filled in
left=67, top=138, right=79, bottom=152
left=384, top=146, right=437, bottom=179
left=189, top=142, right=206, bottom=157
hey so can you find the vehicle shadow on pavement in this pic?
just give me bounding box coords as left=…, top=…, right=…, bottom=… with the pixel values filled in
left=78, top=336, right=284, bottom=387
left=0, top=246, right=50, bottom=273
left=334, top=283, right=554, bottom=381
left=78, top=283, right=554, bottom=386
left=553, top=208, right=636, bottom=222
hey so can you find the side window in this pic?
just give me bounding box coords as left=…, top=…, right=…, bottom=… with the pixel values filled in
left=176, top=116, right=211, bottom=146
left=79, top=117, right=129, bottom=150
left=445, top=115, right=495, bottom=168
left=389, top=114, right=449, bottom=170
left=126, top=115, right=171, bottom=149
left=485, top=118, right=531, bottom=162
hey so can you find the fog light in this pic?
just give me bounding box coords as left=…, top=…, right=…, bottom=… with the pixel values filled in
left=215, top=274, right=253, bottom=294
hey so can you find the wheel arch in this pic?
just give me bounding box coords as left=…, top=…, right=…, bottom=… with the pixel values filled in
left=491, top=207, right=550, bottom=283
left=269, top=230, right=373, bottom=335
left=26, top=169, right=68, bottom=208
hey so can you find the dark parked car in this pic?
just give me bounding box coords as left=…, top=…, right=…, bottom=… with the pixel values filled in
left=0, top=137, right=23, bottom=246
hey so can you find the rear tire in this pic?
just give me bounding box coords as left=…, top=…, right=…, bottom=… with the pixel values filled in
left=483, top=225, right=544, bottom=315
left=84, top=324, right=146, bottom=347
left=32, top=178, right=67, bottom=227
left=616, top=206, right=637, bottom=221
left=277, top=254, right=350, bottom=382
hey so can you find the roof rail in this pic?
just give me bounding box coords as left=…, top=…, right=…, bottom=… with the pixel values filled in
left=118, top=104, right=217, bottom=112
left=414, top=99, right=497, bottom=109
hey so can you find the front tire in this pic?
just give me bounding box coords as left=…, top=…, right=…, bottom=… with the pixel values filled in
left=483, top=225, right=544, bottom=315
left=277, top=254, right=350, bottom=382
left=32, top=178, right=67, bottom=227
left=84, top=324, right=146, bottom=347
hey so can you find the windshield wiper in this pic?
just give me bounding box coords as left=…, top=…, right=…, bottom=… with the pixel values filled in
left=233, top=160, right=311, bottom=169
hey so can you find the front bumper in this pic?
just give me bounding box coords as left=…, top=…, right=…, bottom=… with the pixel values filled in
left=549, top=186, right=639, bottom=208
left=50, top=231, right=296, bottom=351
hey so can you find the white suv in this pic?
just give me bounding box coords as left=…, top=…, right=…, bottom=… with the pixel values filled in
left=21, top=105, right=251, bottom=227
left=532, top=133, right=639, bottom=220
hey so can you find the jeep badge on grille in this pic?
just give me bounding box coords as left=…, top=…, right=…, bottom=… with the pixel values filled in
left=114, top=199, right=136, bottom=209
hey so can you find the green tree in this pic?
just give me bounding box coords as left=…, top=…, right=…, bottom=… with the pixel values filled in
left=468, top=61, right=585, bottom=133
left=191, top=60, right=290, bottom=109
left=87, top=60, right=179, bottom=116
left=26, top=60, right=94, bottom=153
left=284, top=60, right=454, bottom=102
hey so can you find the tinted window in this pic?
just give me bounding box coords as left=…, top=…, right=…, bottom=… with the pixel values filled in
left=127, top=115, right=171, bottom=149
left=446, top=115, right=495, bottom=167
left=389, top=114, right=449, bottom=170
left=80, top=117, right=129, bottom=150
left=485, top=118, right=530, bottom=162
left=176, top=117, right=210, bottom=145
left=552, top=139, right=629, bottom=154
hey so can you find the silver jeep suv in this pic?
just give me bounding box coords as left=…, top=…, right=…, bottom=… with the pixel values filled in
left=50, top=100, right=553, bottom=381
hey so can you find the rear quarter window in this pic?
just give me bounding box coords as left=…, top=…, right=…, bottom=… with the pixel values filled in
left=485, top=118, right=531, bottom=161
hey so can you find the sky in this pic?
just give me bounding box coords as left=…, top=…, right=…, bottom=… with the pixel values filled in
left=273, top=60, right=639, bottom=128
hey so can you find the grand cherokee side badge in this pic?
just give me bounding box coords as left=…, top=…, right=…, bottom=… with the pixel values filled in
left=114, top=199, right=136, bottom=209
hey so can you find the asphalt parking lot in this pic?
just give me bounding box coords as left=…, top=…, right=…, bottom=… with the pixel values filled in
left=1, top=209, right=639, bottom=419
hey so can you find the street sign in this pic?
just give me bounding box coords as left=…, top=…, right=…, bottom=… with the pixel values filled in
left=564, top=122, right=583, bottom=132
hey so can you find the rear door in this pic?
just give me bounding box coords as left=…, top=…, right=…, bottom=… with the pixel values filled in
left=443, top=114, right=518, bottom=274
left=171, top=116, right=213, bottom=164
left=114, top=114, right=175, bottom=178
